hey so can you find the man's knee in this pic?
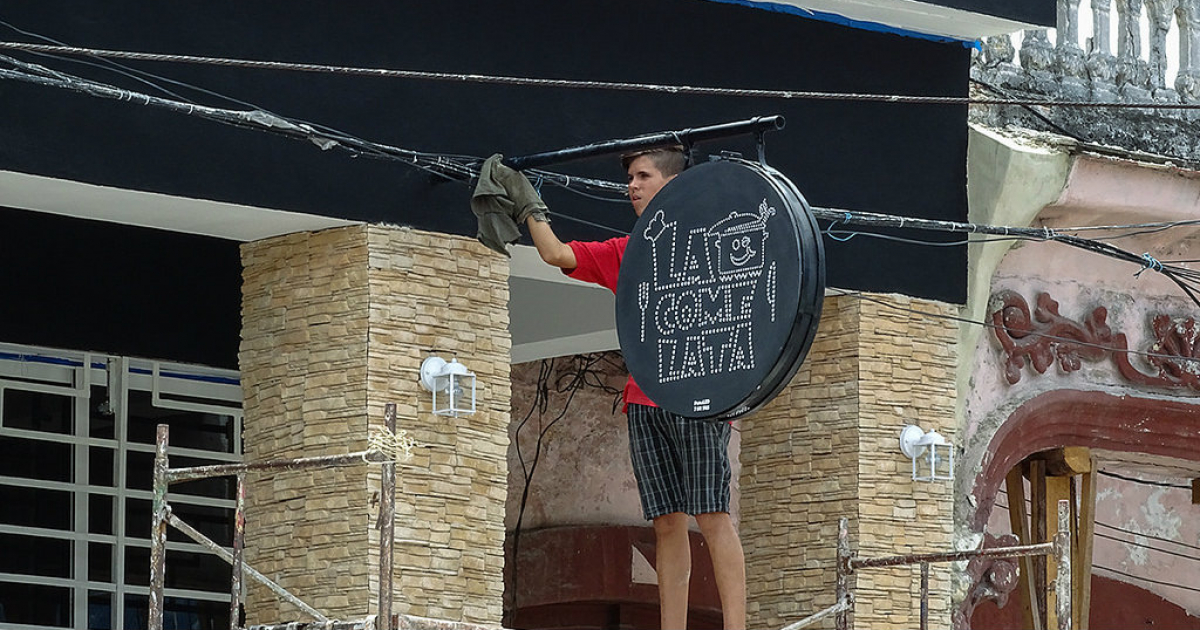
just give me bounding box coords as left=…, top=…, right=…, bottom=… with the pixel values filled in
left=653, top=511, right=690, bottom=538
left=695, top=511, right=737, bottom=540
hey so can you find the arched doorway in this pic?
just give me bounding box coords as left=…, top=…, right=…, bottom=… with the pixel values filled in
left=964, top=390, right=1200, bottom=628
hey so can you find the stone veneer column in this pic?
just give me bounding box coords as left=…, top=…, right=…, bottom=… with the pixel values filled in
left=239, top=225, right=510, bottom=625
left=741, top=293, right=957, bottom=629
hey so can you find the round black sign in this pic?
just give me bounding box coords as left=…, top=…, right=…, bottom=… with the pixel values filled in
left=615, top=158, right=824, bottom=420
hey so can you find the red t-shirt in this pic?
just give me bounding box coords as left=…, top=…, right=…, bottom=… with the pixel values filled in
left=565, top=237, right=657, bottom=410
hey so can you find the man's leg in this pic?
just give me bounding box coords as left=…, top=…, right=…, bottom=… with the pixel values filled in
left=653, top=511, right=692, bottom=629
left=696, top=511, right=746, bottom=630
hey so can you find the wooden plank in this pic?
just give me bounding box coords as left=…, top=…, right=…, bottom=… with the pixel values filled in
left=1030, top=459, right=1048, bottom=629
left=1007, top=463, right=1042, bottom=630
left=1069, top=476, right=1079, bottom=630
left=1044, top=475, right=1071, bottom=630
left=1077, top=458, right=1097, bottom=630
left=1041, top=447, right=1093, bottom=476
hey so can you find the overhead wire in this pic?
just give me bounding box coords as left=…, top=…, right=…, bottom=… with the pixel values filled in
left=829, top=289, right=1200, bottom=367
left=998, top=491, right=1200, bottom=552
left=1093, top=564, right=1200, bottom=593
left=5, top=39, right=1200, bottom=110
left=994, top=493, right=1200, bottom=594
left=0, top=50, right=628, bottom=205
left=3, top=34, right=1200, bottom=301
left=996, top=514, right=1200, bottom=594
left=1098, top=469, right=1194, bottom=490
left=969, top=77, right=1089, bottom=140
left=814, top=212, right=1200, bottom=308
left=0, top=18, right=632, bottom=201
left=822, top=229, right=1031, bottom=247
left=9, top=21, right=1200, bottom=604
left=508, top=354, right=623, bottom=621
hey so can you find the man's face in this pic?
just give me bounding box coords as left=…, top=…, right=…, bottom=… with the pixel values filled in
left=627, top=155, right=675, bottom=217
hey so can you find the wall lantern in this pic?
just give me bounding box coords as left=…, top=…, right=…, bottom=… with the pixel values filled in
left=418, top=355, right=476, bottom=417
left=899, top=424, right=954, bottom=482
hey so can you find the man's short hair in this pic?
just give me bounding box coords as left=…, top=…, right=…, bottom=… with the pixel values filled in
left=621, top=145, right=686, bottom=177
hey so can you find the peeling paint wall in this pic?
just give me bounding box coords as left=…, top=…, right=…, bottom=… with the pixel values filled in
left=959, top=136, right=1200, bottom=623
left=985, top=473, right=1200, bottom=616
left=506, top=353, right=741, bottom=531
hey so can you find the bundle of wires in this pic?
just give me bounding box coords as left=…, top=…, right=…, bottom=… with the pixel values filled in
left=3, top=22, right=1200, bottom=307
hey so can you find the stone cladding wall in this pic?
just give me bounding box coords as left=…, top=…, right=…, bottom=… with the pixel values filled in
left=239, top=225, right=510, bottom=626
left=741, top=293, right=958, bottom=629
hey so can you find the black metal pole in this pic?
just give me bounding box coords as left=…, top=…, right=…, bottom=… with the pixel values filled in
left=503, top=115, right=785, bottom=170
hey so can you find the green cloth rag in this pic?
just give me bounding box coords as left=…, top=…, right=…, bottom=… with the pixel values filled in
left=470, top=154, right=549, bottom=256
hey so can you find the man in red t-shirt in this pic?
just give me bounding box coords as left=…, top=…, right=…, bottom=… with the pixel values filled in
left=524, top=147, right=746, bottom=630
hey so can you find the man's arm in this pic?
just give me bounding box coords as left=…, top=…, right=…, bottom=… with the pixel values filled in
left=526, top=216, right=577, bottom=270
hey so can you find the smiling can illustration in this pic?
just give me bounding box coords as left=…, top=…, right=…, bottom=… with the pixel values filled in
left=616, top=158, right=824, bottom=420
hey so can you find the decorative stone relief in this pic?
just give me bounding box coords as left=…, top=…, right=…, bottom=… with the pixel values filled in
left=990, top=290, right=1114, bottom=384
left=953, top=534, right=1021, bottom=628
left=990, top=290, right=1200, bottom=392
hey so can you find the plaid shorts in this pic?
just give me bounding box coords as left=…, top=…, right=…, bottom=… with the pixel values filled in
left=626, top=403, right=732, bottom=520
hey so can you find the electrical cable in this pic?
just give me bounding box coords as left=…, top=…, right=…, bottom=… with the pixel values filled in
left=0, top=27, right=629, bottom=200
left=830, top=289, right=1200, bottom=366
left=997, top=494, right=1200, bottom=552
left=1098, top=469, right=1193, bottom=490
left=1093, top=564, right=1200, bottom=593
left=969, top=77, right=1089, bottom=140
left=990, top=499, right=1200, bottom=594
left=6, top=41, right=1200, bottom=305
left=0, top=18, right=203, bottom=104
left=822, top=229, right=1031, bottom=247
left=1096, top=521, right=1200, bottom=552
left=0, top=52, right=626, bottom=203
left=507, top=353, right=623, bottom=621
left=1055, top=219, right=1200, bottom=233
left=543, top=210, right=629, bottom=236
left=1094, top=529, right=1200, bottom=561
left=994, top=500, right=1200, bottom=572
left=6, top=39, right=1200, bottom=110
left=815, top=208, right=1200, bottom=308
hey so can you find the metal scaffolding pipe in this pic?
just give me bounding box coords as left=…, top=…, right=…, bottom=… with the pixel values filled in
left=779, top=599, right=851, bottom=630
left=167, top=511, right=328, bottom=621
left=149, top=425, right=170, bottom=630
left=849, top=541, right=1056, bottom=571
left=919, top=562, right=929, bottom=630
left=230, top=472, right=247, bottom=629
left=166, top=450, right=385, bottom=485
left=1055, top=500, right=1072, bottom=630
left=378, top=403, right=397, bottom=630
left=836, top=518, right=851, bottom=630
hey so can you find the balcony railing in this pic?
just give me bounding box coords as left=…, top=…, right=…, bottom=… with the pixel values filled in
left=972, top=0, right=1200, bottom=163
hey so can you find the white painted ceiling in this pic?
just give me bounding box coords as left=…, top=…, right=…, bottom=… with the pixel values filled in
left=0, top=170, right=613, bottom=364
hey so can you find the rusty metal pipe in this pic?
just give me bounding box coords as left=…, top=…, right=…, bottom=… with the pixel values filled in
left=779, top=599, right=851, bottom=630
left=919, top=562, right=929, bottom=630
left=849, top=541, right=1055, bottom=572
left=836, top=517, right=852, bottom=630
left=230, top=472, right=246, bottom=630
left=1055, top=500, right=1072, bottom=630
left=167, top=513, right=328, bottom=621
left=166, top=451, right=385, bottom=484
left=149, top=425, right=170, bottom=630
left=378, top=403, right=397, bottom=630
